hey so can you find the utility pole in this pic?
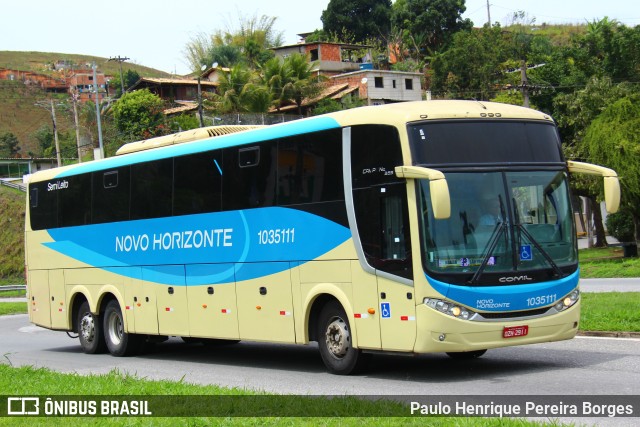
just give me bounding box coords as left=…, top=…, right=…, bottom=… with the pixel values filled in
left=109, top=55, right=130, bottom=95
left=50, top=99, right=62, bottom=167
left=92, top=62, right=105, bottom=159
left=486, top=0, right=491, bottom=26
left=520, top=60, right=530, bottom=108
left=71, top=90, right=82, bottom=163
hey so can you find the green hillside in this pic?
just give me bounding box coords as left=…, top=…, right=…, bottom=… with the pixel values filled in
left=0, top=185, right=25, bottom=282
left=0, top=51, right=173, bottom=78
left=0, top=51, right=174, bottom=158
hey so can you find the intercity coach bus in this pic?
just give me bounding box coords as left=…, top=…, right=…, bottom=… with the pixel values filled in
left=24, top=100, right=620, bottom=374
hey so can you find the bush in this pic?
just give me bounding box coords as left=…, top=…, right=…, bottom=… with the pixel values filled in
left=606, top=209, right=636, bottom=243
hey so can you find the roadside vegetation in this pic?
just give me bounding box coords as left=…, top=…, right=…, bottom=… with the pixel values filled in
left=0, top=185, right=24, bottom=283
left=0, top=364, right=547, bottom=426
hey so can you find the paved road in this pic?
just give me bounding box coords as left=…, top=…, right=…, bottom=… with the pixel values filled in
left=1, top=314, right=639, bottom=426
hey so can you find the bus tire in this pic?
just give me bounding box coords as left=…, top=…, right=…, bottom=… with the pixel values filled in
left=446, top=349, right=487, bottom=360
left=77, top=301, right=106, bottom=354
left=103, top=300, right=142, bottom=357
left=317, top=301, right=369, bottom=375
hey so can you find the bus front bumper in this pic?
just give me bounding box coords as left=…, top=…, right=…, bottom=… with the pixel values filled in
left=413, top=300, right=580, bottom=353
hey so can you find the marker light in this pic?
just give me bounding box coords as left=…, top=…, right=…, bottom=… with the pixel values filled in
left=424, top=298, right=475, bottom=320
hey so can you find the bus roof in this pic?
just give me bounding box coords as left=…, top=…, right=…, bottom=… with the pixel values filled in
left=27, top=100, right=554, bottom=183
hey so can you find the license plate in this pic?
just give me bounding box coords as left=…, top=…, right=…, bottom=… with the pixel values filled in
left=503, top=325, right=529, bottom=338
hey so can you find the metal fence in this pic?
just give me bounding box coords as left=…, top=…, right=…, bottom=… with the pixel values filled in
left=204, top=113, right=303, bottom=127
left=0, top=178, right=26, bottom=192
left=0, top=285, right=25, bottom=292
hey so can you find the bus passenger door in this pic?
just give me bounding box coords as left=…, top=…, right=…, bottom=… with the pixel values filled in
left=186, top=264, right=239, bottom=340
left=235, top=263, right=296, bottom=343
left=353, top=183, right=417, bottom=352
left=145, top=266, right=189, bottom=337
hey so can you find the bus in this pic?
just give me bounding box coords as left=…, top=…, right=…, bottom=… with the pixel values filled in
left=24, top=100, right=620, bottom=375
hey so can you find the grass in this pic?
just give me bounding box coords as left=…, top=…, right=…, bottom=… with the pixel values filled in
left=0, top=302, right=26, bottom=316
left=580, top=292, right=640, bottom=332
left=0, top=186, right=25, bottom=281
left=578, top=246, right=640, bottom=278
left=0, top=365, right=548, bottom=426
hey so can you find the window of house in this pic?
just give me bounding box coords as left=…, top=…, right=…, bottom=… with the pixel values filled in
left=310, top=49, right=319, bottom=62
left=392, top=80, right=396, bottom=89
left=405, top=79, right=413, bottom=90
left=374, top=77, right=384, bottom=88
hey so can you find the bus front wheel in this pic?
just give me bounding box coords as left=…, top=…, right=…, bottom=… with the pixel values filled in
left=316, top=301, right=369, bottom=375
left=103, top=300, right=143, bottom=356
left=77, top=301, right=106, bottom=354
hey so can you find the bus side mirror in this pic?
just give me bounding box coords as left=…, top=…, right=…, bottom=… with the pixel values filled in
left=395, top=166, right=451, bottom=219
left=567, top=160, right=621, bottom=214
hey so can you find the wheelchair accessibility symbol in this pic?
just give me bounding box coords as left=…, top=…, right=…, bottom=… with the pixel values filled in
left=520, top=244, right=532, bottom=261
left=381, top=302, right=391, bottom=319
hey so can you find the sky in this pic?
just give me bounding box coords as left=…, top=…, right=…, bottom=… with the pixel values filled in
left=1, top=1, right=638, bottom=76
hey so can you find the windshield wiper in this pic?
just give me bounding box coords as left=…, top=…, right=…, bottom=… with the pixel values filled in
left=515, top=224, right=564, bottom=279
left=467, top=220, right=506, bottom=285
left=512, top=197, right=564, bottom=279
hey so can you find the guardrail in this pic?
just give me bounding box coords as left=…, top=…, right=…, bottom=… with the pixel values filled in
left=0, top=285, right=26, bottom=292
left=0, top=179, right=26, bottom=192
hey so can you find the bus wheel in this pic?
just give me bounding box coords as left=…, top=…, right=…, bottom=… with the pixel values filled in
left=446, top=350, right=487, bottom=360
left=317, top=301, right=369, bottom=375
left=77, top=301, right=106, bottom=354
left=103, top=300, right=142, bottom=357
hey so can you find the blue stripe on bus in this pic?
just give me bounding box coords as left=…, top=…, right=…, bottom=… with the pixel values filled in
left=53, top=116, right=341, bottom=178
left=425, top=270, right=579, bottom=312
left=44, top=207, right=350, bottom=285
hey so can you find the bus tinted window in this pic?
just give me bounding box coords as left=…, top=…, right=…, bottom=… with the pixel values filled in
left=174, top=151, right=222, bottom=216
left=351, top=125, right=404, bottom=189
left=131, top=159, right=173, bottom=220
left=59, top=174, right=91, bottom=227
left=223, top=142, right=277, bottom=210
left=277, top=129, right=343, bottom=205
left=409, top=121, right=563, bottom=166
left=29, top=181, right=57, bottom=230
left=92, top=168, right=130, bottom=223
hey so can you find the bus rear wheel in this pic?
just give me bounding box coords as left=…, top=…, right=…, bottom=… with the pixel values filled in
left=317, top=301, right=369, bottom=375
left=103, top=300, right=143, bottom=356
left=77, top=301, right=106, bottom=354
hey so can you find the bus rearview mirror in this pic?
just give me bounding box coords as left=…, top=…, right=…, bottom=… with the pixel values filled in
left=567, top=161, right=621, bottom=214
left=395, top=166, right=451, bottom=219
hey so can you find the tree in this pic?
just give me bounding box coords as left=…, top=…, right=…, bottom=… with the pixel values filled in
left=183, top=13, right=282, bottom=72
left=207, top=64, right=256, bottom=113
left=0, top=132, right=20, bottom=157
left=281, top=54, right=324, bottom=116
left=108, top=70, right=141, bottom=98
left=431, top=25, right=508, bottom=99
left=391, top=0, right=472, bottom=58
left=583, top=95, right=640, bottom=239
left=111, top=89, right=165, bottom=141
left=321, top=0, right=392, bottom=43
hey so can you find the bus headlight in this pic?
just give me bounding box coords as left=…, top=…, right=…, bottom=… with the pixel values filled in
left=424, top=298, right=475, bottom=320
left=554, top=289, right=579, bottom=312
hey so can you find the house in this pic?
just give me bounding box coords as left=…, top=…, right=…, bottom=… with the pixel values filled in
left=273, top=41, right=373, bottom=77
left=271, top=38, right=423, bottom=111
left=128, top=77, right=217, bottom=103
left=68, top=72, right=108, bottom=103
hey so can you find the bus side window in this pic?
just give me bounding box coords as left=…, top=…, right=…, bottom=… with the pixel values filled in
left=223, top=142, right=276, bottom=210
left=93, top=168, right=130, bottom=224
left=351, top=124, right=412, bottom=280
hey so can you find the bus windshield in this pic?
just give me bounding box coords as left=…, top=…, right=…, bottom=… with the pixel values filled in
left=418, top=170, right=577, bottom=285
